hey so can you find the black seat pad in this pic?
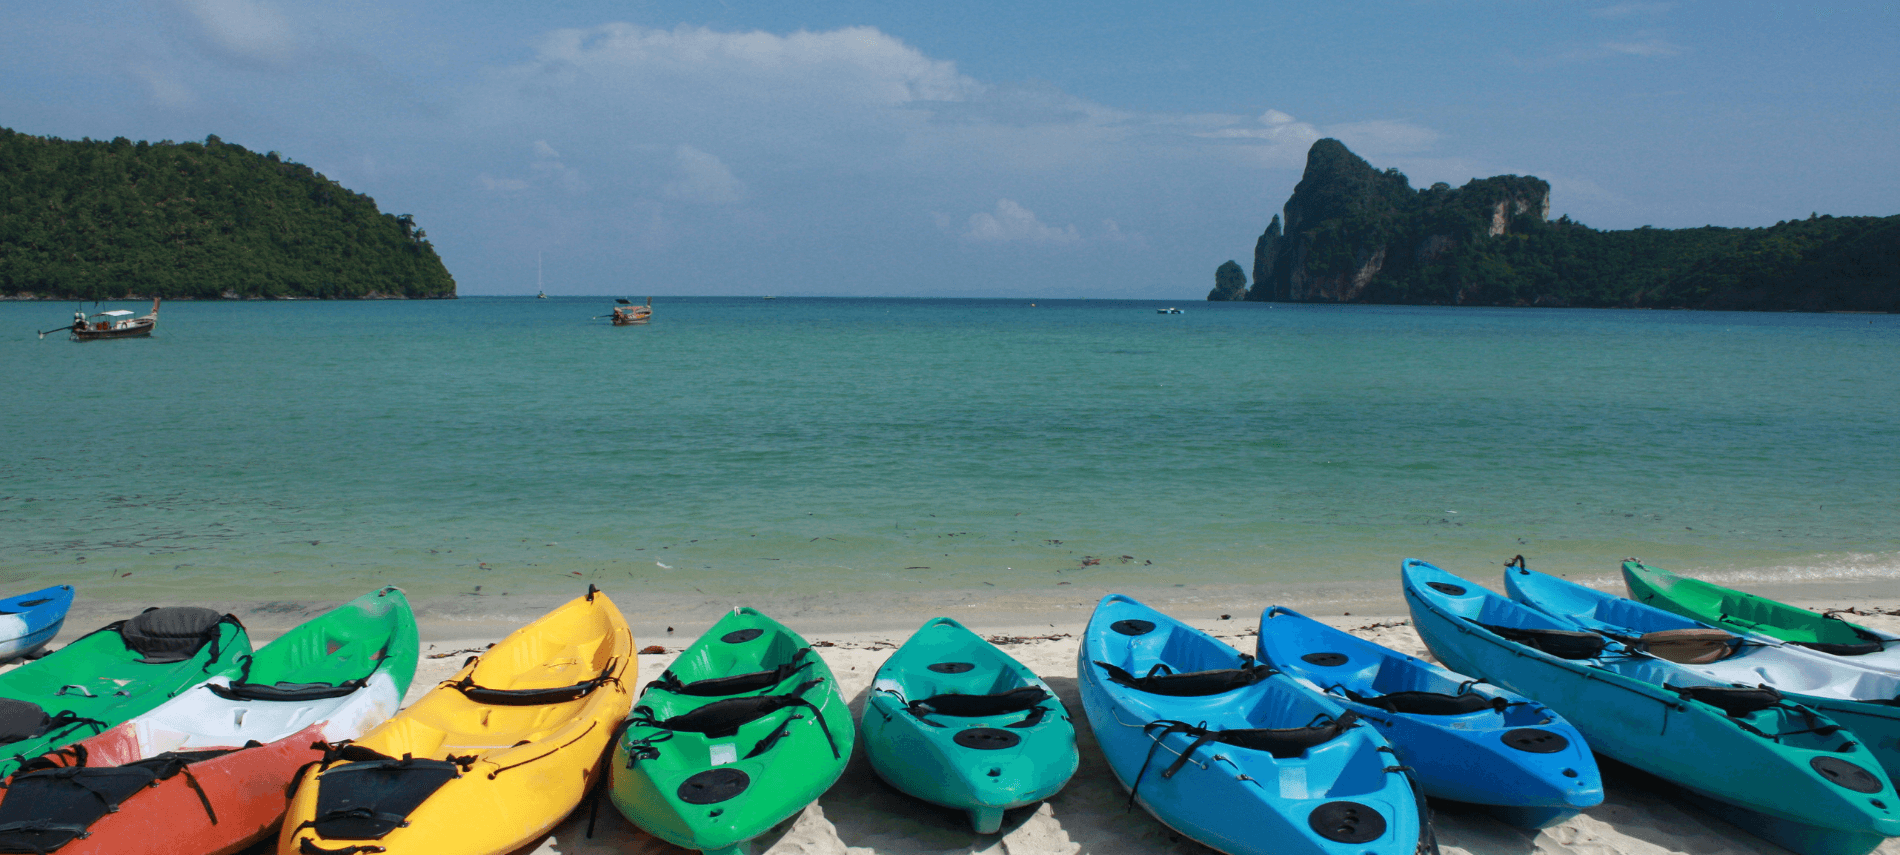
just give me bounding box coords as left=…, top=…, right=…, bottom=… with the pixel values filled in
left=910, top=686, right=1048, bottom=717
left=1346, top=688, right=1494, bottom=716
left=0, top=749, right=235, bottom=852
left=1478, top=624, right=1608, bottom=660
left=1095, top=661, right=1274, bottom=697
left=311, top=756, right=461, bottom=840
left=120, top=607, right=225, bottom=664
left=0, top=699, right=49, bottom=746
left=1669, top=684, right=1782, bottom=717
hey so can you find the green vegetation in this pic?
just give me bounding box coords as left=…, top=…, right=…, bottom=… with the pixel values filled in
left=1235, top=139, right=1898, bottom=312
left=0, top=127, right=455, bottom=300
left=1207, top=259, right=1247, bottom=301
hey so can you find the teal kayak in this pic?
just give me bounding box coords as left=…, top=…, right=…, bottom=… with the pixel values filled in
left=1405, top=559, right=1899, bottom=855
left=610, top=607, right=854, bottom=855
left=0, top=606, right=251, bottom=777
left=863, top=617, right=1078, bottom=832
left=1623, top=561, right=1900, bottom=673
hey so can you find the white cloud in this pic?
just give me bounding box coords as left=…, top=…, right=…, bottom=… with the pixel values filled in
left=477, top=174, right=530, bottom=193
left=1326, top=120, right=1441, bottom=155
left=961, top=200, right=1080, bottom=245
left=128, top=60, right=195, bottom=107
left=664, top=145, right=745, bottom=204
left=1197, top=109, right=1325, bottom=167
left=173, top=0, right=300, bottom=68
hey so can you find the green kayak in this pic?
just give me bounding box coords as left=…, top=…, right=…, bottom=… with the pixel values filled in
left=0, top=606, right=251, bottom=777
left=1623, top=561, right=1899, bottom=658
left=609, top=607, right=854, bottom=855
left=863, top=617, right=1077, bottom=833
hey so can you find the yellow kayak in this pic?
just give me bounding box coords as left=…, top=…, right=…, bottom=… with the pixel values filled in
left=279, top=587, right=634, bottom=855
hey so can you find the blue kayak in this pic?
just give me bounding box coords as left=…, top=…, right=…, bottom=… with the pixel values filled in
left=1504, top=561, right=1900, bottom=785
left=1404, top=558, right=1900, bottom=855
left=0, top=585, right=73, bottom=662
left=1256, top=605, right=1601, bottom=829
left=1078, top=594, right=1431, bottom=855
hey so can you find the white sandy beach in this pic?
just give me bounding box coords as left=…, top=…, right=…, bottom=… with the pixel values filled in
left=379, top=603, right=1899, bottom=855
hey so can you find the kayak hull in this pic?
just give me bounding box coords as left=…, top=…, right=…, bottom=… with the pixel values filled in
left=1404, top=559, right=1900, bottom=855
left=0, top=585, right=72, bottom=662
left=863, top=617, right=1078, bottom=832
left=610, top=607, right=854, bottom=854
left=1256, top=605, right=1601, bottom=828
left=1079, top=594, right=1429, bottom=855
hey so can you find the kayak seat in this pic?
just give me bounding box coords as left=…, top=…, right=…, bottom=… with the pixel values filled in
left=208, top=679, right=367, bottom=702
left=304, top=754, right=462, bottom=841
left=908, top=686, right=1048, bottom=719
left=1341, top=687, right=1498, bottom=716
left=0, top=749, right=237, bottom=852
left=634, top=678, right=841, bottom=760
left=1667, top=684, right=1782, bottom=718
left=117, top=607, right=234, bottom=664
left=449, top=660, right=618, bottom=707
left=1093, top=661, right=1275, bottom=697
left=1792, top=638, right=1887, bottom=657
left=1637, top=629, right=1738, bottom=664
left=0, top=699, right=108, bottom=748
left=1477, top=624, right=1607, bottom=660
left=647, top=648, right=813, bottom=697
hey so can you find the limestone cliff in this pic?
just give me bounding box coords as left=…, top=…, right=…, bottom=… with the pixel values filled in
left=1227, top=138, right=1897, bottom=312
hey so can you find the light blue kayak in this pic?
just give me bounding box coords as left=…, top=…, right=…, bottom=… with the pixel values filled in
left=1504, top=561, right=1900, bottom=785
left=863, top=617, right=1078, bottom=833
left=0, top=585, right=73, bottom=662
left=1078, top=594, right=1431, bottom=855
left=1404, top=558, right=1900, bottom=855
left=1257, top=605, right=1601, bottom=829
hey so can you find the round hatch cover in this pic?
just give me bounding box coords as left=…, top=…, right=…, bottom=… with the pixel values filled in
left=928, top=662, right=975, bottom=673
left=1502, top=728, right=1569, bottom=754
left=1308, top=801, right=1385, bottom=844
left=678, top=768, right=750, bottom=804
left=721, top=629, right=764, bottom=644
left=1301, top=652, right=1350, bottom=667
left=953, top=728, right=1022, bottom=750
left=1811, top=757, right=1882, bottom=793
left=1110, top=619, right=1156, bottom=636
left=1426, top=582, right=1467, bottom=596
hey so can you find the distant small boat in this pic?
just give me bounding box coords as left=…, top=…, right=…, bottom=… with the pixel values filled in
left=1157, top=307, right=1182, bottom=315
left=537, top=291, right=548, bottom=300
left=49, top=299, right=160, bottom=341
left=612, top=297, right=653, bottom=326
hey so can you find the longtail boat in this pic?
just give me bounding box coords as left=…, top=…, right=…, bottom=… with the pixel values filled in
left=52, top=298, right=161, bottom=341
left=613, top=296, right=653, bottom=325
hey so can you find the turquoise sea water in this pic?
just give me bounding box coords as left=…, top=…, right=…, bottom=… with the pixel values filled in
left=3, top=298, right=1897, bottom=623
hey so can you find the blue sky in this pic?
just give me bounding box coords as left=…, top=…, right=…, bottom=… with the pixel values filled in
left=4, top=1, right=1895, bottom=298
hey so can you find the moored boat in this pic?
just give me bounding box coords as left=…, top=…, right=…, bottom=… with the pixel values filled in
left=612, top=296, right=653, bottom=325
left=54, top=298, right=161, bottom=341
left=863, top=616, right=1078, bottom=832
left=1256, top=605, right=1601, bottom=829
left=1079, top=594, right=1431, bottom=855
left=1404, top=558, right=1900, bottom=855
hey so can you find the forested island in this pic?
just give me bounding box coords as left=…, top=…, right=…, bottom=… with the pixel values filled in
left=1209, top=139, right=1898, bottom=312
left=0, top=127, right=455, bottom=300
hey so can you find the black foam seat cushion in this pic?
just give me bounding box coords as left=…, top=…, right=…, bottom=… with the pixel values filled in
left=1346, top=688, right=1495, bottom=716
left=651, top=649, right=812, bottom=697
left=1212, top=713, right=1361, bottom=759
left=0, top=749, right=234, bottom=853
left=657, top=693, right=811, bottom=739
left=0, top=699, right=49, bottom=746
left=1669, top=684, right=1782, bottom=717
left=1478, top=624, right=1608, bottom=660
left=119, top=607, right=225, bottom=664
left=309, top=756, right=461, bottom=840
left=1095, top=661, right=1274, bottom=697
left=909, top=686, right=1048, bottom=717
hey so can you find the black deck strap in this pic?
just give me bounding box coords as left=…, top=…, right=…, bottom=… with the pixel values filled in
left=648, top=648, right=814, bottom=697
left=299, top=838, right=387, bottom=854
left=1341, top=687, right=1499, bottom=716
left=1124, top=712, right=1361, bottom=809
left=1093, top=660, right=1276, bottom=697
left=210, top=678, right=368, bottom=702
left=451, top=659, right=619, bottom=706
left=908, top=686, right=1049, bottom=720
left=1476, top=623, right=1608, bottom=660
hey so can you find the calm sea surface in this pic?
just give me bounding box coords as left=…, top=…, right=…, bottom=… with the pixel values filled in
left=3, top=298, right=1897, bottom=621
